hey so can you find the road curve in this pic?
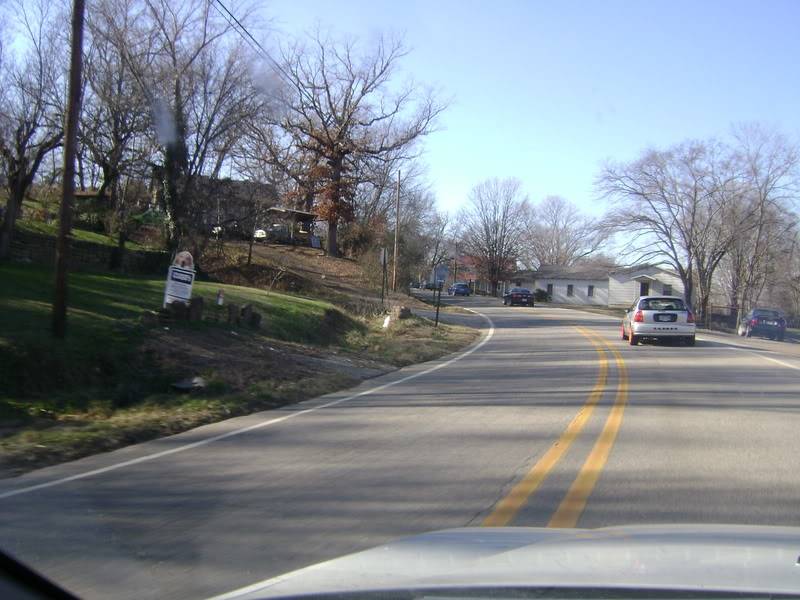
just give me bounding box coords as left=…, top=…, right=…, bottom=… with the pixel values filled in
left=1, top=297, right=799, bottom=599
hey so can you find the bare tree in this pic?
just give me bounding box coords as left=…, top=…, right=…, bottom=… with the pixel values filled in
left=720, top=125, right=799, bottom=320
left=82, top=0, right=153, bottom=264
left=265, top=31, right=445, bottom=256
left=522, top=195, right=607, bottom=268
left=235, top=106, right=324, bottom=214
left=102, top=0, right=264, bottom=256
left=459, top=177, right=530, bottom=296
left=394, top=186, right=445, bottom=285
left=424, top=210, right=450, bottom=280
left=598, top=140, right=744, bottom=320
left=351, top=151, right=425, bottom=229
left=0, top=0, right=64, bottom=258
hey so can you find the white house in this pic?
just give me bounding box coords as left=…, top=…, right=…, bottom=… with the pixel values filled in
left=508, top=264, right=685, bottom=308
left=607, top=265, right=685, bottom=307
left=509, top=266, right=609, bottom=306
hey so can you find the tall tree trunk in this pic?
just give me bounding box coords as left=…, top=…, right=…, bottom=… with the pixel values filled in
left=0, top=186, right=25, bottom=259
left=699, top=291, right=711, bottom=328
left=326, top=155, right=345, bottom=257
left=327, top=218, right=338, bottom=257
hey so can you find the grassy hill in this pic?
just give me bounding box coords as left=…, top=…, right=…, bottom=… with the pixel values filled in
left=16, top=218, right=153, bottom=251
left=0, top=263, right=479, bottom=476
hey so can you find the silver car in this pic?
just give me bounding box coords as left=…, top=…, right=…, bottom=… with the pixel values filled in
left=622, top=295, right=696, bottom=346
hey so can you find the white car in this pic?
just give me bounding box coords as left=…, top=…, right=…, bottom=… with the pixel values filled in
left=215, top=525, right=800, bottom=599
left=622, top=295, right=696, bottom=346
left=253, top=229, right=267, bottom=241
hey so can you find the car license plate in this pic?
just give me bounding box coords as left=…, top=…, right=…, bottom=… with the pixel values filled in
left=766, top=320, right=777, bottom=326
left=655, top=314, right=676, bottom=322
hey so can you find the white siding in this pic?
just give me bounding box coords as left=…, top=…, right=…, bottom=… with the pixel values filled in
left=608, top=267, right=685, bottom=307
left=510, top=267, right=684, bottom=307
left=535, top=278, right=608, bottom=305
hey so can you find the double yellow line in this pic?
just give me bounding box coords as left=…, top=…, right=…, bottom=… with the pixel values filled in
left=482, top=327, right=629, bottom=529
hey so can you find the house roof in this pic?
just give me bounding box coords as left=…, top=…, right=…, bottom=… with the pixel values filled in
left=514, top=265, right=612, bottom=281
left=268, top=207, right=317, bottom=219
left=609, top=263, right=664, bottom=276
left=511, top=263, right=681, bottom=283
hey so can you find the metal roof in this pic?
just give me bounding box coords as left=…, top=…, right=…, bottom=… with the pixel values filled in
left=514, top=265, right=611, bottom=281
left=267, top=207, right=318, bottom=219
left=511, top=263, right=678, bottom=282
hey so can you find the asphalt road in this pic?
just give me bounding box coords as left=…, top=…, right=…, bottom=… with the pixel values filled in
left=2, top=296, right=800, bottom=599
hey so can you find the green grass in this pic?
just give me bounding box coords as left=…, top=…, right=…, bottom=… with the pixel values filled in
left=0, top=262, right=352, bottom=346
left=16, top=219, right=151, bottom=251
left=0, top=263, right=360, bottom=411
left=0, top=263, right=479, bottom=475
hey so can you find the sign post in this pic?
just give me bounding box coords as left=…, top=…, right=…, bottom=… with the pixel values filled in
left=434, top=281, right=443, bottom=327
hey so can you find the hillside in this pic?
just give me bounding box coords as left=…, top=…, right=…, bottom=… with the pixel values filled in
left=0, top=262, right=478, bottom=476
left=202, top=240, right=424, bottom=313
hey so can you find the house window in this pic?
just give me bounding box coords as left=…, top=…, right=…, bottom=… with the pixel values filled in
left=588, top=285, right=594, bottom=297
left=546, top=283, right=553, bottom=297
left=639, top=281, right=650, bottom=296
left=663, top=284, right=672, bottom=296
left=567, top=284, right=574, bottom=297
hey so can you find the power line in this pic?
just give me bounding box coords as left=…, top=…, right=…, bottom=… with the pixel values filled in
left=209, top=0, right=276, bottom=68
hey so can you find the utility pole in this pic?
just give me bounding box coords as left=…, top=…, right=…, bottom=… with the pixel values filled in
left=453, top=243, right=459, bottom=283
left=52, top=0, right=86, bottom=338
left=391, top=170, right=400, bottom=291
left=380, top=247, right=387, bottom=307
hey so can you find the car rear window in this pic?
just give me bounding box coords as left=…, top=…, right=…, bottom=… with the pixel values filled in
left=511, top=288, right=530, bottom=293
left=639, top=298, right=686, bottom=311
left=753, top=310, right=780, bottom=319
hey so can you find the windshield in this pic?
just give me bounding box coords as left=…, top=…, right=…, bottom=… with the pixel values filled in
left=2, top=1, right=800, bottom=599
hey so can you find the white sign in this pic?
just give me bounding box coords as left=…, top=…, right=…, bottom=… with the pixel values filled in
left=379, top=247, right=388, bottom=266
left=164, top=265, right=195, bottom=307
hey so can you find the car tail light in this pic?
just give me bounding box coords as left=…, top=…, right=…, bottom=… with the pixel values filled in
left=633, top=310, right=643, bottom=322
left=751, top=318, right=758, bottom=326
left=687, top=311, right=694, bottom=323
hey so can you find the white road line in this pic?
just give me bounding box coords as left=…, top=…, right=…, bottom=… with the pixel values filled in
left=0, top=311, right=495, bottom=501
left=695, top=335, right=800, bottom=371
left=742, top=350, right=800, bottom=371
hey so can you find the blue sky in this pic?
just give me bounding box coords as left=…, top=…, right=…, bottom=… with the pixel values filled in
left=263, top=0, right=800, bottom=215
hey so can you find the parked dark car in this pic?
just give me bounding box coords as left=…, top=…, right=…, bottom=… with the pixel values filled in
left=737, top=308, right=786, bottom=341
left=503, top=287, right=534, bottom=306
left=448, top=282, right=471, bottom=296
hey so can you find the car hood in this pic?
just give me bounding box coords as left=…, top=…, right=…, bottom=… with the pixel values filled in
left=211, top=524, right=800, bottom=598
